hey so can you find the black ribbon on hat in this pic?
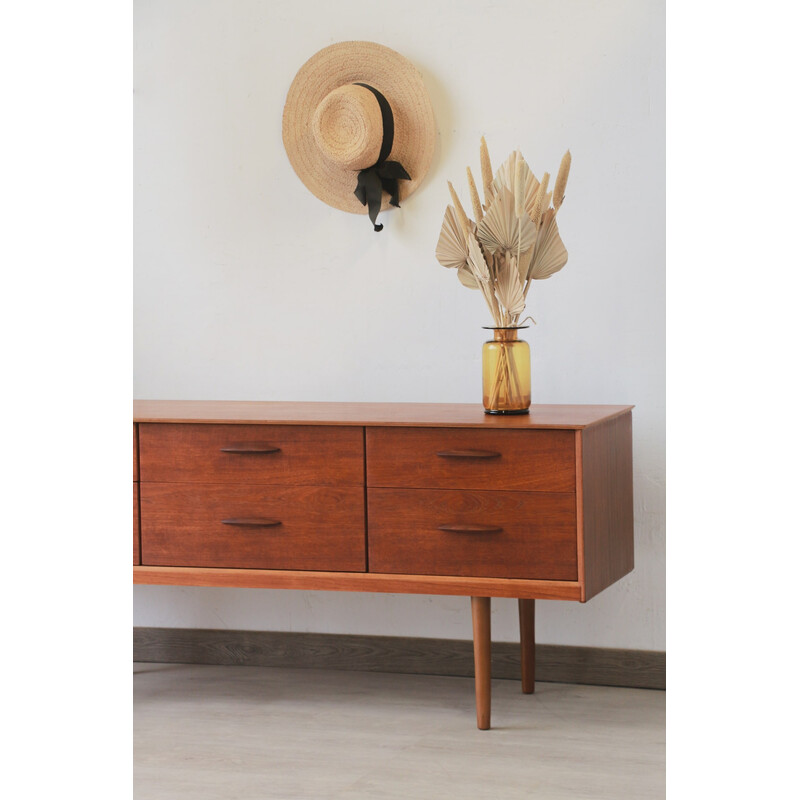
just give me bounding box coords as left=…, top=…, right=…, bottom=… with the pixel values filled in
left=352, top=83, right=411, bottom=232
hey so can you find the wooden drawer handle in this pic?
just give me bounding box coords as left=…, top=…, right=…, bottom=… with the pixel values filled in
left=220, top=445, right=282, bottom=454
left=437, top=524, right=503, bottom=534
left=436, top=449, right=501, bottom=459
left=221, top=518, right=282, bottom=528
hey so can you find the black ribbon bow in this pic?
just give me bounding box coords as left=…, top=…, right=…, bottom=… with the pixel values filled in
left=352, top=83, right=411, bottom=232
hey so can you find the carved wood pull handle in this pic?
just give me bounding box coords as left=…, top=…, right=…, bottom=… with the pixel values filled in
left=220, top=445, right=282, bottom=454
left=437, top=524, right=503, bottom=534
left=435, top=449, right=501, bottom=459
left=222, top=518, right=282, bottom=528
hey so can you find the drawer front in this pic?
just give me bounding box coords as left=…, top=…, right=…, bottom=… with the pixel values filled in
left=140, top=483, right=366, bottom=571
left=139, top=424, right=364, bottom=486
left=366, top=428, right=575, bottom=492
left=368, top=488, right=577, bottom=580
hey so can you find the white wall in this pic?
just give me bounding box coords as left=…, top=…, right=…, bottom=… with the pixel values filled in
left=133, top=0, right=665, bottom=650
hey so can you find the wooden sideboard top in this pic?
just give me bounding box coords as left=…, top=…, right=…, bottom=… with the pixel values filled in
left=133, top=401, right=633, bottom=430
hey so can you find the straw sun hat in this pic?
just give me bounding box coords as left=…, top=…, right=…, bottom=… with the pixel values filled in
left=282, top=41, right=436, bottom=232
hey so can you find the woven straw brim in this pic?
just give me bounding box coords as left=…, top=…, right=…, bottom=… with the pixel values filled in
left=282, top=41, right=436, bottom=215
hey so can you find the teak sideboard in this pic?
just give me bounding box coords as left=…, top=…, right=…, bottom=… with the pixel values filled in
left=133, top=400, right=634, bottom=729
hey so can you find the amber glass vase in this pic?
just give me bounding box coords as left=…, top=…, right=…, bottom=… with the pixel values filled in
left=482, top=327, right=531, bottom=414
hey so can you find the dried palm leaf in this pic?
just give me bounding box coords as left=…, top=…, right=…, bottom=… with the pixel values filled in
left=492, top=149, right=517, bottom=192
left=527, top=209, right=568, bottom=280
left=435, top=205, right=469, bottom=270
left=477, top=187, right=536, bottom=255
left=447, top=181, right=472, bottom=241
left=467, top=230, right=502, bottom=325
left=491, top=151, right=514, bottom=192
left=553, top=150, right=571, bottom=211
left=516, top=242, right=535, bottom=283
left=466, top=229, right=491, bottom=284
left=495, top=256, right=526, bottom=317
left=457, top=264, right=479, bottom=289
left=493, top=151, right=539, bottom=214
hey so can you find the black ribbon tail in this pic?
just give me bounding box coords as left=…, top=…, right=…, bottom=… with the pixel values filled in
left=383, top=178, right=400, bottom=207
left=355, top=169, right=386, bottom=231
left=353, top=178, right=367, bottom=207
left=377, top=162, right=410, bottom=208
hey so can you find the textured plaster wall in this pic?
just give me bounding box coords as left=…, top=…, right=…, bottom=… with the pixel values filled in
left=133, top=0, right=665, bottom=649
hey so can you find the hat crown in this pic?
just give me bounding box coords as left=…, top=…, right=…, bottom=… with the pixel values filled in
left=312, top=85, right=383, bottom=171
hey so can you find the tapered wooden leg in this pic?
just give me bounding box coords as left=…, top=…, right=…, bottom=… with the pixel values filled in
left=518, top=598, right=535, bottom=694
left=471, top=596, right=491, bottom=730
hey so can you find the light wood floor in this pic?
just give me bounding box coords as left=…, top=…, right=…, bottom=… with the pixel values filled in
left=134, top=662, right=665, bottom=799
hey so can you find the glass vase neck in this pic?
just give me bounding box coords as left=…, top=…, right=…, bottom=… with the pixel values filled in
left=482, top=325, right=528, bottom=343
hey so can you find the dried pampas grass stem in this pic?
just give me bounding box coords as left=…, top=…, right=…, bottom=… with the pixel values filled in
left=466, top=167, right=484, bottom=222
left=539, top=173, right=552, bottom=225
left=514, top=155, right=525, bottom=218
left=480, top=136, right=494, bottom=206
left=553, top=150, right=571, bottom=211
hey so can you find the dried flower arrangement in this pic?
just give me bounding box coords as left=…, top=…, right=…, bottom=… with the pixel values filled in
left=436, top=139, right=571, bottom=412
left=436, top=138, right=571, bottom=326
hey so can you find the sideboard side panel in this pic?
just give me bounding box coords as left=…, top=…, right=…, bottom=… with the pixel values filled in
left=134, top=423, right=141, bottom=565
left=134, top=423, right=139, bottom=481
left=580, top=412, right=634, bottom=601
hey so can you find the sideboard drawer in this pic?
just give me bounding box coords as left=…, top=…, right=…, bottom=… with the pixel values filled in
left=366, top=428, right=575, bottom=492
left=368, top=488, right=577, bottom=580
left=139, top=424, right=364, bottom=486
left=140, top=483, right=366, bottom=571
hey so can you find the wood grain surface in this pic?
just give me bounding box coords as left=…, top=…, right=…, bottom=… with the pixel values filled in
left=134, top=400, right=633, bottom=430
left=580, top=412, right=635, bottom=601
left=368, top=488, right=578, bottom=580
left=518, top=598, right=535, bottom=693
left=134, top=482, right=140, bottom=566
left=132, top=627, right=666, bottom=690
left=134, top=565, right=583, bottom=600
left=132, top=404, right=635, bottom=605
left=140, top=483, right=366, bottom=571
left=138, top=423, right=364, bottom=486
left=471, top=597, right=492, bottom=729
left=366, top=427, right=575, bottom=492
